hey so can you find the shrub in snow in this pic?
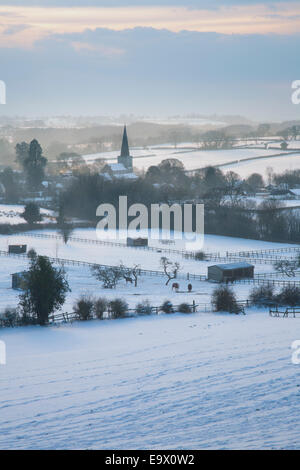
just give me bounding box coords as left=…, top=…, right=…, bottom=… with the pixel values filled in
left=250, top=285, right=275, bottom=306
left=160, top=300, right=174, bottom=314
left=277, top=286, right=300, bottom=307
left=194, top=251, right=205, bottom=261
left=91, top=265, right=122, bottom=289
left=178, top=303, right=192, bottom=313
left=109, top=298, right=128, bottom=319
left=0, top=308, right=20, bottom=327
left=135, top=300, right=153, bottom=316
left=74, top=296, right=94, bottom=321
left=212, top=286, right=240, bottom=313
left=94, top=298, right=108, bottom=319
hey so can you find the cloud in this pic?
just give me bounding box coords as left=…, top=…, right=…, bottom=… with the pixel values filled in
left=0, top=2, right=299, bottom=49
left=3, top=24, right=28, bottom=35
left=0, top=27, right=299, bottom=120
left=0, top=1, right=297, bottom=7
left=71, top=41, right=125, bottom=57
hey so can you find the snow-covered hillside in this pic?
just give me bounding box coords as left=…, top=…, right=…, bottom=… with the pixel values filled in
left=1, top=227, right=300, bottom=450
left=0, top=311, right=299, bottom=449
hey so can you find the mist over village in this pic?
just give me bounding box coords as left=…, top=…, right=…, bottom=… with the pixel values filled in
left=0, top=0, right=300, bottom=454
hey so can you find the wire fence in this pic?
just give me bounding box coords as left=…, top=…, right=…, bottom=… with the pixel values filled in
left=3, top=249, right=300, bottom=287
left=16, top=232, right=290, bottom=265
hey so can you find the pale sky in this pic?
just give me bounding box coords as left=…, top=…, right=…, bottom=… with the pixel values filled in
left=0, top=2, right=300, bottom=47
left=0, top=1, right=299, bottom=119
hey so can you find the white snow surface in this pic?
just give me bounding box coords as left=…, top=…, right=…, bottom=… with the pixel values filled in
left=83, top=147, right=285, bottom=175
left=1, top=229, right=300, bottom=449
left=0, top=205, right=55, bottom=225
left=0, top=312, right=300, bottom=449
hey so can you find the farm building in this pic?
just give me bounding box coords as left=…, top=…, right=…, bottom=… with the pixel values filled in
left=127, top=237, right=148, bottom=247
left=208, top=262, right=254, bottom=283
left=11, top=271, right=28, bottom=290
left=8, top=244, right=27, bottom=254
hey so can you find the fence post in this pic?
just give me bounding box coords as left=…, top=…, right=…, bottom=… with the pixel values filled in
left=192, top=300, right=196, bottom=313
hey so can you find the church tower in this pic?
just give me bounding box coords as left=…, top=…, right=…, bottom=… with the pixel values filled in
left=118, top=125, right=133, bottom=170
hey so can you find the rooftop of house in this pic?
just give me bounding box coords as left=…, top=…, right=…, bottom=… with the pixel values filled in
left=209, top=262, right=254, bottom=271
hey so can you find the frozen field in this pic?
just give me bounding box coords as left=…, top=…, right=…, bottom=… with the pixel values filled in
left=0, top=205, right=55, bottom=225
left=1, top=227, right=300, bottom=450
left=0, top=228, right=297, bottom=313
left=219, top=152, right=300, bottom=178
left=0, top=311, right=300, bottom=449
left=83, top=146, right=285, bottom=174
left=0, top=228, right=295, bottom=274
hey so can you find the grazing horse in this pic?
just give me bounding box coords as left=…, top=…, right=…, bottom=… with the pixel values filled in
left=124, top=276, right=133, bottom=284
left=188, top=283, right=192, bottom=292
left=172, top=282, right=179, bottom=292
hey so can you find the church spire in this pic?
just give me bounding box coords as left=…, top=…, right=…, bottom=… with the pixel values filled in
left=120, top=125, right=130, bottom=157
left=118, top=125, right=133, bottom=170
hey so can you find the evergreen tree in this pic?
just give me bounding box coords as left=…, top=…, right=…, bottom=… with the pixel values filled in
left=22, top=202, right=42, bottom=225
left=16, top=139, right=47, bottom=189
left=19, top=251, right=70, bottom=325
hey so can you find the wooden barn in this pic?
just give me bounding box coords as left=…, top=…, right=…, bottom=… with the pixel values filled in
left=126, top=237, right=148, bottom=247
left=208, top=262, right=254, bottom=283
left=8, top=244, right=27, bottom=254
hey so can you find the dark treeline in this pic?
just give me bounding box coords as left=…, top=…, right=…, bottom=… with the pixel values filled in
left=60, top=160, right=300, bottom=243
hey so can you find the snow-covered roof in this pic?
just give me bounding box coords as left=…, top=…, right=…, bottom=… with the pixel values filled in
left=114, top=172, right=138, bottom=180
left=106, top=163, right=127, bottom=172
left=101, top=162, right=138, bottom=180
left=210, top=262, right=254, bottom=271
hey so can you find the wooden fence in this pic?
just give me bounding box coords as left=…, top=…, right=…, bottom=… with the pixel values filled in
left=269, top=306, right=300, bottom=318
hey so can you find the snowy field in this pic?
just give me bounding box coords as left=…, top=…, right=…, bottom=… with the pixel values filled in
left=0, top=228, right=297, bottom=313
left=83, top=146, right=286, bottom=175
left=1, top=226, right=300, bottom=450
left=0, top=228, right=296, bottom=274
left=1, top=311, right=300, bottom=449
left=0, top=205, right=55, bottom=225
left=218, top=153, right=300, bottom=178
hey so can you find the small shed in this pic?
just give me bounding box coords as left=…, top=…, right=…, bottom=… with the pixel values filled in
left=127, top=237, right=148, bottom=247
left=11, top=271, right=28, bottom=290
left=208, top=262, right=254, bottom=283
left=8, top=244, right=27, bottom=254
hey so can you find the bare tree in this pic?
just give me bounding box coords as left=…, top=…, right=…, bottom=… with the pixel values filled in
left=119, top=263, right=141, bottom=287
left=274, top=260, right=297, bottom=278
left=160, top=256, right=180, bottom=286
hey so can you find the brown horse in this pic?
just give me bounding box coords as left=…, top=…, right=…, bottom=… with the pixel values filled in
left=172, top=282, right=179, bottom=292
left=188, top=283, right=192, bottom=292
